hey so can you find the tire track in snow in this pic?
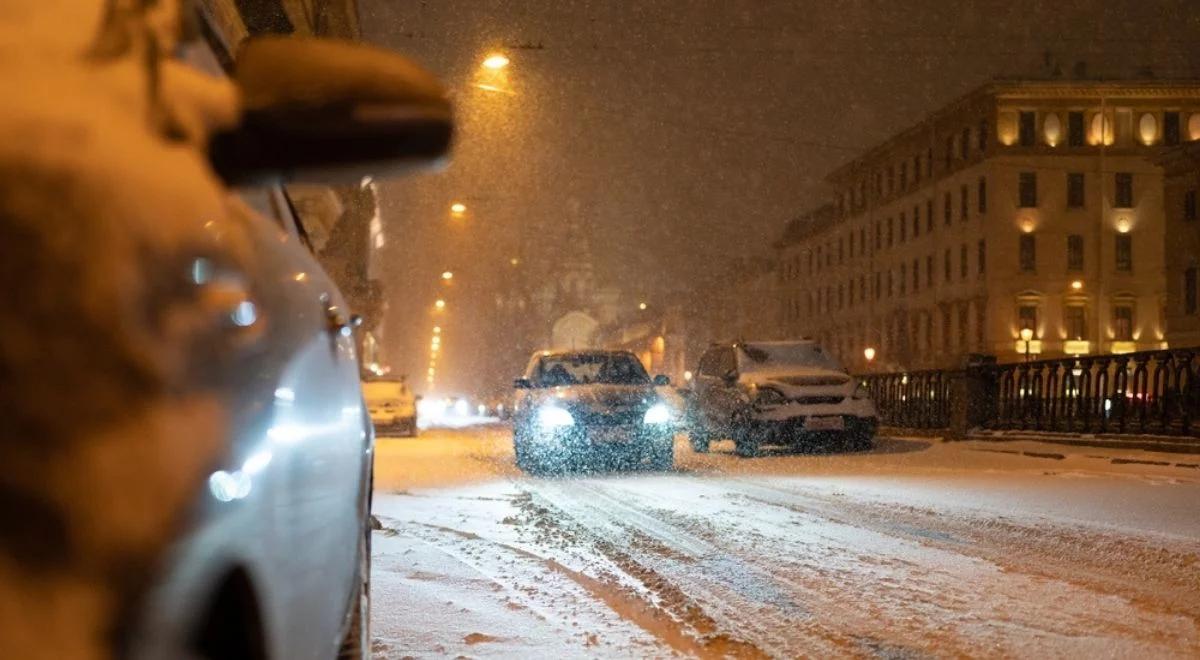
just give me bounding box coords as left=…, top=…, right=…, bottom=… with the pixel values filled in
left=522, top=479, right=872, bottom=658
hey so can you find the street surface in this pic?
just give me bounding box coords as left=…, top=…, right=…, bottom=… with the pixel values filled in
left=370, top=424, right=1200, bottom=659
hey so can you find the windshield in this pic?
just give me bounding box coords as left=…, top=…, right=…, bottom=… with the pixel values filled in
left=532, top=353, right=650, bottom=387
left=737, top=343, right=842, bottom=372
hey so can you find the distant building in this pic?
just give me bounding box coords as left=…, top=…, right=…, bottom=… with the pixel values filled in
left=1158, top=141, right=1200, bottom=349
left=776, top=79, right=1200, bottom=372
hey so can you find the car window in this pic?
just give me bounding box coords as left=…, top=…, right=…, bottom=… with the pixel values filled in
left=738, top=343, right=842, bottom=372
left=533, top=353, right=650, bottom=386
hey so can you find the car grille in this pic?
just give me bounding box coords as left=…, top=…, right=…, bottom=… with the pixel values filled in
left=792, top=396, right=845, bottom=405
left=777, top=375, right=850, bottom=387
left=577, top=409, right=642, bottom=426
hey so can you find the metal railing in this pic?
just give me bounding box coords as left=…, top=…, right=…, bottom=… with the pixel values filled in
left=860, top=368, right=955, bottom=429
left=858, top=347, right=1200, bottom=438
left=994, top=349, right=1199, bottom=437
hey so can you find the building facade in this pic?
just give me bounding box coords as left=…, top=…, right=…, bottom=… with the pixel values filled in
left=1158, top=141, right=1200, bottom=348
left=777, top=80, right=1200, bottom=373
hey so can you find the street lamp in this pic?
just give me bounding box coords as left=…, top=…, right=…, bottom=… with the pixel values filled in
left=482, top=53, right=510, bottom=70
left=441, top=270, right=454, bottom=281
left=863, top=347, right=877, bottom=364
left=638, top=302, right=648, bottom=311
left=1020, top=327, right=1034, bottom=362
left=434, top=299, right=446, bottom=311
left=450, top=202, right=467, bottom=217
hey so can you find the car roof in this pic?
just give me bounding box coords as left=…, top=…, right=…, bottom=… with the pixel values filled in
left=532, top=349, right=638, bottom=359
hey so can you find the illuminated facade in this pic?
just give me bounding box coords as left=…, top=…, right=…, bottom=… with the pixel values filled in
left=1158, top=142, right=1200, bottom=349
left=777, top=80, right=1200, bottom=372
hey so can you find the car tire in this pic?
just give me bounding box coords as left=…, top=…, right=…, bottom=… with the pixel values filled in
left=732, top=415, right=760, bottom=458
left=688, top=425, right=711, bottom=453
left=514, top=431, right=542, bottom=474
left=848, top=429, right=875, bottom=451
left=647, top=438, right=674, bottom=471
left=337, top=503, right=371, bottom=659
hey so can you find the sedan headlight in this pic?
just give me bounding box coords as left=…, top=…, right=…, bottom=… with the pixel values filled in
left=536, top=405, right=575, bottom=429
left=852, top=380, right=871, bottom=400
left=755, top=387, right=787, bottom=406
left=643, top=403, right=673, bottom=425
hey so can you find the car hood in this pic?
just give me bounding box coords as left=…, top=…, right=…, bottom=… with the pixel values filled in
left=740, top=367, right=852, bottom=396
left=530, top=384, right=658, bottom=415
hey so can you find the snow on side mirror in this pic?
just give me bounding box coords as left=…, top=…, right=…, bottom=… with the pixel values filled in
left=209, top=36, right=453, bottom=185
left=653, top=375, right=671, bottom=386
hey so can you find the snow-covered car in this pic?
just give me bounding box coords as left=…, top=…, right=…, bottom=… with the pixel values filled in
left=689, top=341, right=877, bottom=456
left=0, top=4, right=450, bottom=659
left=363, top=378, right=418, bottom=436
left=512, top=350, right=676, bottom=473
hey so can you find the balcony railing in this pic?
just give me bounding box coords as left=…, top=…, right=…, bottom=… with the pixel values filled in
left=858, top=347, right=1200, bottom=438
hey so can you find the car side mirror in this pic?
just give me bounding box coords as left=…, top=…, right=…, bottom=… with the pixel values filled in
left=653, top=374, right=671, bottom=386
left=513, top=378, right=532, bottom=389
left=721, top=370, right=739, bottom=385
left=210, top=36, right=453, bottom=185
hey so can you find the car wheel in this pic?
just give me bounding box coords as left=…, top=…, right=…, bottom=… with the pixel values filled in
left=848, top=429, right=875, bottom=451
left=648, top=438, right=674, bottom=471
left=732, top=415, right=760, bottom=458
left=514, top=431, right=545, bottom=474
left=688, top=425, right=711, bottom=453
left=337, top=505, right=371, bottom=659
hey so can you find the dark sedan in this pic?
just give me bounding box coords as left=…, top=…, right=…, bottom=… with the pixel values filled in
left=512, top=350, right=676, bottom=473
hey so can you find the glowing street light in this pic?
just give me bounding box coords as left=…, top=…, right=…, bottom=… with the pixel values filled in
left=434, top=299, right=446, bottom=311
left=482, top=53, right=510, bottom=70
left=638, top=302, right=648, bottom=311
left=433, top=326, right=441, bottom=334
left=441, top=270, right=454, bottom=281
left=863, top=347, right=877, bottom=363
left=1020, top=327, right=1035, bottom=362
left=450, top=202, right=467, bottom=217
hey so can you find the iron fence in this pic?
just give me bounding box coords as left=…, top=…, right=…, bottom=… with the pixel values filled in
left=994, top=349, right=1199, bottom=437
left=860, top=369, right=955, bottom=429
left=858, top=347, right=1200, bottom=438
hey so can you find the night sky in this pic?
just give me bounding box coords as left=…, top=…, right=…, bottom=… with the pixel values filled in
left=358, top=0, right=1199, bottom=395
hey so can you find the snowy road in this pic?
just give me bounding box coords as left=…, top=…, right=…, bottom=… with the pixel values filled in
left=370, top=425, right=1200, bottom=659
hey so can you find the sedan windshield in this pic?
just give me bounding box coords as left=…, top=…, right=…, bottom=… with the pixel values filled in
left=533, top=353, right=650, bottom=387
left=738, top=343, right=842, bottom=372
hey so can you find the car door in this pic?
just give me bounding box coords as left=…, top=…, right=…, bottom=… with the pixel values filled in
left=233, top=186, right=368, bottom=656
left=695, top=348, right=733, bottom=430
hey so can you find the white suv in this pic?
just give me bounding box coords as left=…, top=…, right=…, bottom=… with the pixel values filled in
left=688, top=341, right=877, bottom=456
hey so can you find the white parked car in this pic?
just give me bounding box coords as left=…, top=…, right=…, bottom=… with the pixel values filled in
left=363, top=378, right=418, bottom=436
left=689, top=341, right=877, bottom=456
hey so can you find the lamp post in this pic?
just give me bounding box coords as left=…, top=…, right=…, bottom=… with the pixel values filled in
left=1020, top=327, right=1034, bottom=362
